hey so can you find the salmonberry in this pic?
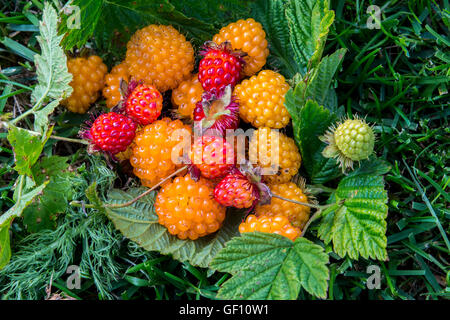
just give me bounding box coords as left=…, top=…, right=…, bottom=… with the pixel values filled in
left=234, top=70, right=290, bottom=128
left=193, top=86, right=239, bottom=135
left=103, top=62, right=130, bottom=108
left=214, top=168, right=258, bottom=209
left=213, top=18, right=269, bottom=77
left=190, top=135, right=235, bottom=179
left=249, top=127, right=301, bottom=184
left=130, top=118, right=192, bottom=188
left=125, top=83, right=163, bottom=125
left=239, top=214, right=301, bottom=241
left=125, top=25, right=194, bottom=92
left=321, top=117, right=375, bottom=170
left=155, top=175, right=226, bottom=240
left=198, top=41, right=243, bottom=93
left=256, top=182, right=310, bottom=229
left=85, top=112, right=137, bottom=155
left=171, top=74, right=204, bottom=120
left=62, top=55, right=108, bottom=114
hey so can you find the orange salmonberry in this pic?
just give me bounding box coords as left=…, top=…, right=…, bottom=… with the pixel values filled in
left=130, top=118, right=191, bottom=188
left=155, top=175, right=226, bottom=240
left=239, top=214, right=301, bottom=241
left=171, top=74, right=204, bottom=119
left=234, top=70, right=290, bottom=128
left=62, top=55, right=108, bottom=113
left=249, top=127, right=301, bottom=184
left=213, top=18, right=269, bottom=77
left=256, top=182, right=310, bottom=229
left=125, top=25, right=194, bottom=92
left=103, top=62, right=129, bottom=109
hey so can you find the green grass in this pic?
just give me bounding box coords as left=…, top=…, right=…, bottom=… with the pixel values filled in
left=0, top=0, right=449, bottom=300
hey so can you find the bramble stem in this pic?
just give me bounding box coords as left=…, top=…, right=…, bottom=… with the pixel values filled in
left=105, top=165, right=188, bottom=209
left=1, top=121, right=88, bottom=145
left=71, top=165, right=189, bottom=210
left=271, top=193, right=323, bottom=209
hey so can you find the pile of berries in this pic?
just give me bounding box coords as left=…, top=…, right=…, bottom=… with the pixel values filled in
left=69, top=18, right=313, bottom=242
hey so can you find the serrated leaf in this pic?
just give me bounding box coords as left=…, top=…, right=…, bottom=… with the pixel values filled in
left=211, top=232, right=329, bottom=300
left=285, top=99, right=341, bottom=183
left=31, top=3, right=72, bottom=133
left=305, top=49, right=346, bottom=109
left=23, top=156, right=76, bottom=232
left=104, top=188, right=241, bottom=268
left=251, top=0, right=298, bottom=78
left=318, top=174, right=388, bottom=260
left=285, top=0, right=334, bottom=74
left=7, top=125, right=52, bottom=177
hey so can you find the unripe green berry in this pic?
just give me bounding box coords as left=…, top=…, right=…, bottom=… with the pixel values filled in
left=334, top=119, right=374, bottom=161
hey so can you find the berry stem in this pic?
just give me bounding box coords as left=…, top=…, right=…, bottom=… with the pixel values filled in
left=104, top=165, right=188, bottom=209
left=1, top=121, right=89, bottom=145
left=271, top=193, right=322, bottom=209
left=300, top=203, right=339, bottom=237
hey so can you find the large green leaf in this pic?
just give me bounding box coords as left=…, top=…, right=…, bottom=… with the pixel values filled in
left=285, top=0, right=334, bottom=74
left=61, top=0, right=216, bottom=51
left=210, top=232, right=329, bottom=300
left=285, top=99, right=341, bottom=183
left=103, top=187, right=241, bottom=268
left=7, top=125, right=52, bottom=177
left=251, top=0, right=298, bottom=78
left=318, top=173, right=388, bottom=260
left=32, top=3, right=72, bottom=133
left=23, top=156, right=76, bottom=233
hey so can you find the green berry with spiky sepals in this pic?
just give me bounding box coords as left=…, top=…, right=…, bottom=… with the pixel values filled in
left=321, top=117, right=375, bottom=170
left=335, top=119, right=374, bottom=160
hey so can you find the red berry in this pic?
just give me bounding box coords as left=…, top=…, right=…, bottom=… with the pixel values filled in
left=193, top=85, right=239, bottom=135
left=89, top=112, right=137, bottom=154
left=198, top=41, right=243, bottom=93
left=190, top=135, right=235, bottom=179
left=214, top=169, right=258, bottom=209
left=125, top=83, right=162, bottom=125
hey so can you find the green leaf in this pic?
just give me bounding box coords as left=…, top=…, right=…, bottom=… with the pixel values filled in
left=285, top=0, right=334, bottom=74
left=0, top=217, right=13, bottom=270
left=304, top=48, right=346, bottom=109
left=210, top=232, right=329, bottom=300
left=61, top=0, right=216, bottom=51
left=23, top=156, right=76, bottom=233
left=251, top=0, right=298, bottom=78
left=104, top=188, right=241, bottom=268
left=318, top=173, right=388, bottom=260
left=32, top=3, right=72, bottom=133
left=0, top=177, right=48, bottom=269
left=7, top=125, right=51, bottom=177
left=285, top=99, right=341, bottom=183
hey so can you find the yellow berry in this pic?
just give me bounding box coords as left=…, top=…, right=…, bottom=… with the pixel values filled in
left=256, top=182, right=310, bottom=229
left=171, top=74, right=204, bottom=119
left=130, top=118, right=191, bottom=188
left=234, top=70, right=290, bottom=128
left=249, top=127, right=301, bottom=184
left=155, top=175, right=226, bottom=240
left=239, top=214, right=300, bottom=241
left=62, top=55, right=108, bottom=113
left=125, top=25, right=194, bottom=92
left=103, top=62, right=129, bottom=108
left=213, top=18, right=269, bottom=77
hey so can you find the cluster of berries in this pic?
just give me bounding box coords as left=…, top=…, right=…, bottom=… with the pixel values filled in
left=64, top=19, right=316, bottom=242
